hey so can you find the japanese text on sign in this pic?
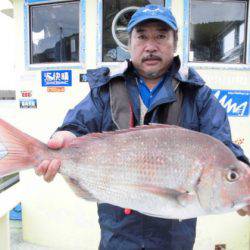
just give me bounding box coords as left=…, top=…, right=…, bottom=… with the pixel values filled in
left=42, top=70, right=72, bottom=87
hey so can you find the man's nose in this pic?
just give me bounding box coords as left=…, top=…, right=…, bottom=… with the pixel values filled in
left=144, top=40, right=158, bottom=53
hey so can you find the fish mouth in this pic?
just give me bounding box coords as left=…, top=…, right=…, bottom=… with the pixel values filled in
left=232, top=195, right=250, bottom=209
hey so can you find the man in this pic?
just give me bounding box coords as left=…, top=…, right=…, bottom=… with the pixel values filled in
left=36, top=4, right=250, bottom=250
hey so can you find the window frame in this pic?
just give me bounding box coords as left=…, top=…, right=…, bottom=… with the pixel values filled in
left=24, top=0, right=85, bottom=70
left=96, top=0, right=172, bottom=66
left=184, top=0, right=250, bottom=69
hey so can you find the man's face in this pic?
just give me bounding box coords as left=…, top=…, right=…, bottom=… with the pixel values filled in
left=128, top=21, right=176, bottom=80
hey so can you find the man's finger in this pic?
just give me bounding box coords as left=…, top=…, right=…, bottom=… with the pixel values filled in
left=47, top=131, right=76, bottom=149
left=43, top=159, right=61, bottom=182
left=35, top=160, right=50, bottom=176
left=47, top=137, right=64, bottom=149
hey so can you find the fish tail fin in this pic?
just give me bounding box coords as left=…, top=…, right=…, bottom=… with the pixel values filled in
left=0, top=119, right=48, bottom=177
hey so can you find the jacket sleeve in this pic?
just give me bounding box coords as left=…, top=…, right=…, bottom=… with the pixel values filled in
left=196, top=85, right=249, bottom=165
left=56, top=90, right=103, bottom=137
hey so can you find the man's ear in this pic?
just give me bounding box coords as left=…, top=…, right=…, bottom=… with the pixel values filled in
left=127, top=40, right=131, bottom=54
left=173, top=31, right=178, bottom=53
left=127, top=44, right=131, bottom=53
left=174, top=44, right=177, bottom=53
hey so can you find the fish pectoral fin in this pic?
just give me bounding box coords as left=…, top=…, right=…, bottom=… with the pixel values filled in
left=63, top=176, right=97, bottom=201
left=127, top=184, right=184, bottom=199
left=129, top=184, right=197, bottom=207
left=177, top=192, right=197, bottom=207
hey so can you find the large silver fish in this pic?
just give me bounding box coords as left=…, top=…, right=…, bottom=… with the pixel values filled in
left=0, top=119, right=249, bottom=219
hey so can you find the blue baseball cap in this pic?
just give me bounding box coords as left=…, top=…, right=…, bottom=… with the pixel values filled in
left=127, top=4, right=178, bottom=33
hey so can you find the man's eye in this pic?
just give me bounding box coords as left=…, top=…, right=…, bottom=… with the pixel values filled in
left=138, top=35, right=146, bottom=40
left=158, top=34, right=166, bottom=39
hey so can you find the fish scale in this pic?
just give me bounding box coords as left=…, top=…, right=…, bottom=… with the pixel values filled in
left=65, top=131, right=202, bottom=190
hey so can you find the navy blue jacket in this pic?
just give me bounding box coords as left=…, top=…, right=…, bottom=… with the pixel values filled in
left=57, top=57, right=248, bottom=250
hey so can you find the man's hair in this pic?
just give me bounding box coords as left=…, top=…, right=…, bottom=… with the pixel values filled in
left=127, top=21, right=178, bottom=51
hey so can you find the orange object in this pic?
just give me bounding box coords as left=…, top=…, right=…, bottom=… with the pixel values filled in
left=47, top=87, right=65, bottom=92
left=124, top=208, right=132, bottom=215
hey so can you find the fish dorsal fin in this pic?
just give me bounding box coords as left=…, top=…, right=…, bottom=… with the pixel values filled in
left=148, top=123, right=183, bottom=129
left=66, top=124, right=183, bottom=148
left=116, top=123, right=184, bottom=133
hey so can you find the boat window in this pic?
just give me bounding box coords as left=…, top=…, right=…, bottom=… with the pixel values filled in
left=102, top=0, right=165, bottom=62
left=29, top=1, right=80, bottom=64
left=189, top=0, right=247, bottom=64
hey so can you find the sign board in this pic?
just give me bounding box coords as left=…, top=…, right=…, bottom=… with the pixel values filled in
left=80, top=73, right=88, bottom=82
left=213, top=89, right=250, bottom=117
left=47, top=87, right=65, bottom=92
left=21, top=90, right=32, bottom=98
left=42, top=70, right=72, bottom=87
left=0, top=90, right=16, bottom=100
left=19, top=99, right=37, bottom=109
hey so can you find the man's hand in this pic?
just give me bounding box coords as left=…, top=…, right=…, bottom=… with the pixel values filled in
left=237, top=205, right=250, bottom=216
left=35, top=131, right=76, bottom=182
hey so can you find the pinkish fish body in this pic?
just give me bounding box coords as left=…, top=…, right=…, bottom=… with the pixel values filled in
left=0, top=119, right=249, bottom=219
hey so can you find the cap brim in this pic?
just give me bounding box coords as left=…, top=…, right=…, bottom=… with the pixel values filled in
left=127, top=16, right=177, bottom=32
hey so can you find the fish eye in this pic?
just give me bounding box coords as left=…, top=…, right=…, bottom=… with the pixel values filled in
left=226, top=170, right=239, bottom=182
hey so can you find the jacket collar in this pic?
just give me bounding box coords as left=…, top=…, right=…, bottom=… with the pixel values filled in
left=86, top=56, right=205, bottom=89
left=173, top=57, right=205, bottom=87
left=87, top=61, right=131, bottom=89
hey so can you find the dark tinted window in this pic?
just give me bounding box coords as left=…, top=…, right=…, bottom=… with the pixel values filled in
left=30, top=1, right=79, bottom=64
left=190, top=0, right=247, bottom=63
left=102, top=0, right=164, bottom=62
left=0, top=174, right=19, bottom=193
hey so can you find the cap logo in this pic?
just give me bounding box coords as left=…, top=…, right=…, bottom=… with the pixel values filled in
left=142, top=8, right=164, bottom=15
left=127, top=5, right=177, bottom=32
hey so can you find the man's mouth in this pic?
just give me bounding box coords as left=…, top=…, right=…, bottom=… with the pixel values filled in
left=142, top=55, right=162, bottom=63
